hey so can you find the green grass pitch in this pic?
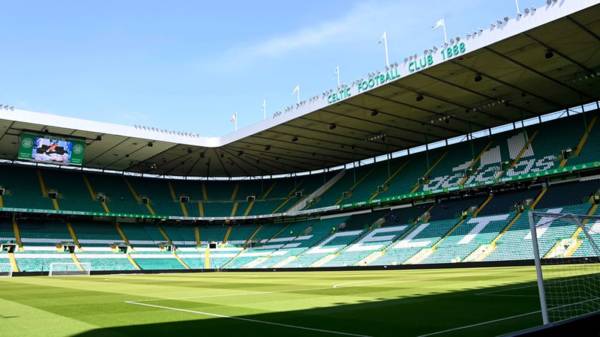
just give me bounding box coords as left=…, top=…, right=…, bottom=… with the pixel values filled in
left=0, top=266, right=548, bottom=337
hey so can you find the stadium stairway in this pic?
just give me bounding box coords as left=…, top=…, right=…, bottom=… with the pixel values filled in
left=8, top=252, right=19, bottom=272
left=547, top=194, right=599, bottom=258
left=320, top=212, right=389, bottom=267
left=367, top=161, right=409, bottom=202
left=470, top=187, right=547, bottom=262
left=12, top=216, right=23, bottom=248
left=561, top=114, right=597, bottom=167
left=359, top=205, right=433, bottom=266
left=65, top=222, right=81, bottom=248
left=419, top=194, right=492, bottom=264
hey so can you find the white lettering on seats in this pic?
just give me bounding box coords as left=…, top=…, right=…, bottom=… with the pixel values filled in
left=392, top=223, right=431, bottom=249
left=458, top=214, right=510, bottom=245
left=347, top=226, right=407, bottom=252
left=307, top=230, right=363, bottom=254
left=524, top=208, right=563, bottom=240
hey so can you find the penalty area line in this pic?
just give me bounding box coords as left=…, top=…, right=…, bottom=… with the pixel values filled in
left=417, top=297, right=600, bottom=337
left=125, top=300, right=372, bottom=337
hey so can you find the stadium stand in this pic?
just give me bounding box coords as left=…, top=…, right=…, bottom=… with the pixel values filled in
left=1, top=105, right=599, bottom=273
left=2, top=175, right=599, bottom=272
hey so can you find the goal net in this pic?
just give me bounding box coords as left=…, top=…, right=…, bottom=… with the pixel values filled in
left=0, top=263, right=13, bottom=277
left=528, top=211, right=600, bottom=325
left=48, top=262, right=91, bottom=277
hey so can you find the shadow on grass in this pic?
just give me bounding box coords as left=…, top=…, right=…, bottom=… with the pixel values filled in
left=66, top=280, right=547, bottom=337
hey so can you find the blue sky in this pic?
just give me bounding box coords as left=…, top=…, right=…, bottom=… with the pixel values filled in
left=0, top=0, right=543, bottom=136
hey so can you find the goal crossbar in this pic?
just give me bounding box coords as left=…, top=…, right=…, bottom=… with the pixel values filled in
left=48, top=262, right=91, bottom=277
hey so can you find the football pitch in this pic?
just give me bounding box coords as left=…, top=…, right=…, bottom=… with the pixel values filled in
left=0, top=266, right=549, bottom=337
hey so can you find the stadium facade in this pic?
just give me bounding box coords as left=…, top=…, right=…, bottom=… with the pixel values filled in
left=0, top=0, right=599, bottom=274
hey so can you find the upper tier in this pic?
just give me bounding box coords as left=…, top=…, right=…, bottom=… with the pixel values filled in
left=0, top=109, right=599, bottom=218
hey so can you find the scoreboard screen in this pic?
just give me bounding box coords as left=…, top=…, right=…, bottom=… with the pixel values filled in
left=18, top=133, right=85, bottom=165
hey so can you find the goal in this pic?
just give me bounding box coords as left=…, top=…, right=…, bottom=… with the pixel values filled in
left=0, top=263, right=13, bottom=277
left=48, top=262, right=91, bottom=277
left=528, top=211, right=600, bottom=325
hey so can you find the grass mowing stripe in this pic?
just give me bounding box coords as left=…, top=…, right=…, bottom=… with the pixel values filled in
left=415, top=310, right=541, bottom=337
left=125, top=300, right=372, bottom=337
left=134, top=280, right=416, bottom=303
left=416, top=297, right=600, bottom=337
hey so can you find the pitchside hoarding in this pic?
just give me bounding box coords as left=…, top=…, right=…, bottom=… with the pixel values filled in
left=18, top=132, right=85, bottom=165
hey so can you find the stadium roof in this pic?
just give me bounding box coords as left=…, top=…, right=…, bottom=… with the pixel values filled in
left=0, top=0, right=599, bottom=178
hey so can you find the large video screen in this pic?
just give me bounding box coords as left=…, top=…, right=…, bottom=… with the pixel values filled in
left=18, top=133, right=85, bottom=165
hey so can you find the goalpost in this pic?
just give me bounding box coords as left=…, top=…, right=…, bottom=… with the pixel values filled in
left=48, top=262, right=91, bottom=277
left=528, top=211, right=600, bottom=325
left=0, top=263, right=13, bottom=277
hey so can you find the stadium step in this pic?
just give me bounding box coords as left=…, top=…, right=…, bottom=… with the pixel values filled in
left=404, top=248, right=435, bottom=264
left=7, top=252, right=19, bottom=272
left=202, top=183, right=209, bottom=200
left=173, top=253, right=190, bottom=269
left=432, top=219, right=466, bottom=250
left=335, top=166, right=377, bottom=205
left=197, top=201, right=205, bottom=217
left=563, top=201, right=598, bottom=257
left=311, top=254, right=337, bottom=267
left=158, top=225, right=172, bottom=244
left=231, top=183, right=239, bottom=201
left=260, top=182, right=276, bottom=200
left=70, top=253, right=84, bottom=271
left=410, top=151, right=447, bottom=193
left=357, top=251, right=384, bottom=266
left=482, top=213, right=525, bottom=261
left=123, top=177, right=142, bottom=203
left=545, top=238, right=578, bottom=258
left=179, top=202, right=189, bottom=217
left=564, top=230, right=584, bottom=258
left=273, top=255, right=296, bottom=268
left=66, top=222, right=81, bottom=248
left=472, top=193, right=494, bottom=218
left=204, top=248, right=211, bottom=269
left=244, top=257, right=268, bottom=268
left=463, top=244, right=495, bottom=262
left=458, top=141, right=494, bottom=186
left=272, top=181, right=303, bottom=213
left=194, top=226, right=201, bottom=247
left=243, top=199, right=255, bottom=216
left=37, top=169, right=59, bottom=210
left=126, top=254, right=141, bottom=270
left=369, top=207, right=435, bottom=265
left=82, top=174, right=108, bottom=212
left=505, top=130, right=539, bottom=175
left=167, top=181, right=178, bottom=202
left=145, top=203, right=156, bottom=216
left=368, top=161, right=409, bottom=202
left=230, top=202, right=239, bottom=217
left=564, top=115, right=598, bottom=166
left=11, top=216, right=23, bottom=247
left=115, top=223, right=131, bottom=246
left=244, top=225, right=262, bottom=248
left=415, top=217, right=466, bottom=264
left=288, top=169, right=346, bottom=212
left=479, top=188, right=548, bottom=261
left=223, top=226, right=233, bottom=243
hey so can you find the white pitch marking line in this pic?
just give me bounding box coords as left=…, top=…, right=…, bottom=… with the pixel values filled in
left=415, top=310, right=541, bottom=337
left=125, top=300, right=372, bottom=337
left=416, top=297, right=600, bottom=337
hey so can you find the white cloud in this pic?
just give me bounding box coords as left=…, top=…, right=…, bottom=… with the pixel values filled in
left=210, top=1, right=411, bottom=69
